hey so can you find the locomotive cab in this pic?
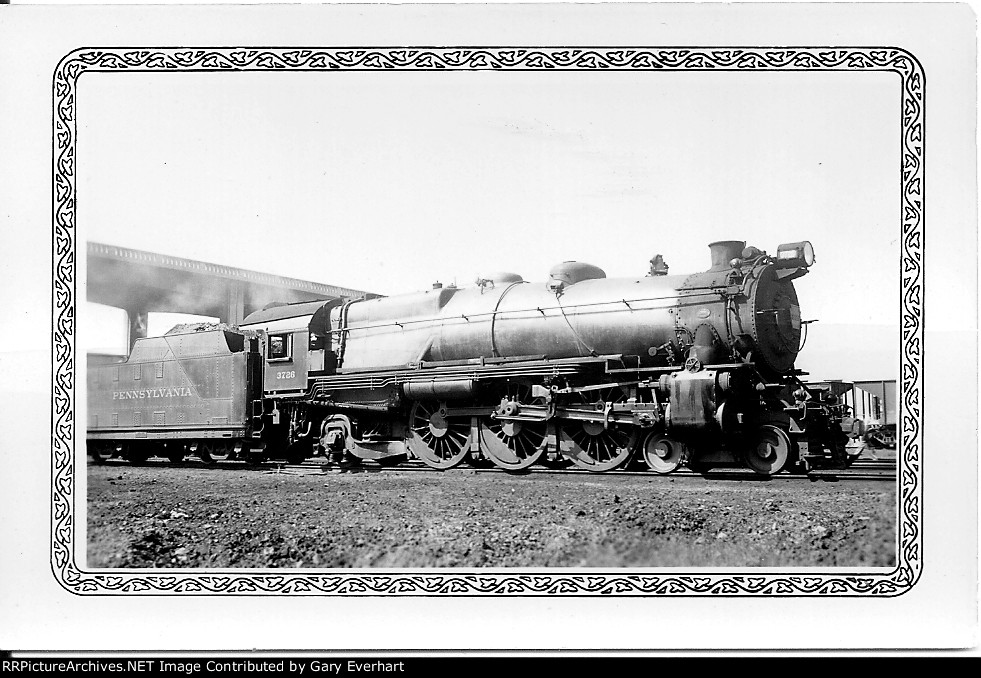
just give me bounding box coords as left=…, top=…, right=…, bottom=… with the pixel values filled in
left=239, top=298, right=362, bottom=464
left=240, top=300, right=337, bottom=395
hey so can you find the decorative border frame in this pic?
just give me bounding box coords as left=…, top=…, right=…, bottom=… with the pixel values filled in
left=52, top=46, right=924, bottom=596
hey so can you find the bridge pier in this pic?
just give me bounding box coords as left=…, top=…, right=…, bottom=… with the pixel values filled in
left=126, top=308, right=149, bottom=351
left=226, top=281, right=245, bottom=326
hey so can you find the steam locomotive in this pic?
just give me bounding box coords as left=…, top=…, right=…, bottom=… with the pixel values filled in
left=87, top=239, right=852, bottom=475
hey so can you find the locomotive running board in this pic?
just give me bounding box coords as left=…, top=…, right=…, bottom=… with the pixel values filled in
left=309, top=355, right=616, bottom=398
left=605, top=362, right=754, bottom=374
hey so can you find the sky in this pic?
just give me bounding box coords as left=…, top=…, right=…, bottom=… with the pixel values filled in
left=77, top=68, right=901, bottom=381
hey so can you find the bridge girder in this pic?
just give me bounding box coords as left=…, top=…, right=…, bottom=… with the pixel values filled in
left=86, top=241, right=377, bottom=348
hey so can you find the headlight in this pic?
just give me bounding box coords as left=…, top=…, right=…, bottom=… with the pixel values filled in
left=776, top=241, right=815, bottom=268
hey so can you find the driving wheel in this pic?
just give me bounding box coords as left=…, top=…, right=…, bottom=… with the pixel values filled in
left=406, top=400, right=471, bottom=470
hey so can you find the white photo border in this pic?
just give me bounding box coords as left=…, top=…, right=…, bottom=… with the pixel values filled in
left=52, top=46, right=924, bottom=596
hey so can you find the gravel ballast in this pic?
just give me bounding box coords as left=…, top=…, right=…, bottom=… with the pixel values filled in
left=87, top=461, right=897, bottom=569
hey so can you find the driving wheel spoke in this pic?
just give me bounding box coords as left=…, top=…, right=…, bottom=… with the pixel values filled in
left=479, top=417, right=548, bottom=471
left=479, top=383, right=548, bottom=471
left=561, top=421, right=638, bottom=472
left=558, top=386, right=639, bottom=472
left=406, top=400, right=470, bottom=469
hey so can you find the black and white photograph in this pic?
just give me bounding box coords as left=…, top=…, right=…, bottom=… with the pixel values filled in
left=0, top=0, right=976, bottom=656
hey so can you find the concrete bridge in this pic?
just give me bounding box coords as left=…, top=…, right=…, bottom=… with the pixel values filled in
left=87, top=241, right=378, bottom=349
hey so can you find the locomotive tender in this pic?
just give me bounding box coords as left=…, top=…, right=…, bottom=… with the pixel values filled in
left=87, top=239, right=851, bottom=474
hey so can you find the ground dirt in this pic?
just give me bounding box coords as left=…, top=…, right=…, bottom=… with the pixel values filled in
left=86, top=460, right=896, bottom=569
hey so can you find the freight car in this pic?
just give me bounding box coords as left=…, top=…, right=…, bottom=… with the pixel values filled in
left=87, top=239, right=851, bottom=475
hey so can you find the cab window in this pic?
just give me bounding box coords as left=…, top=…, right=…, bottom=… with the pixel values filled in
left=267, top=333, right=292, bottom=361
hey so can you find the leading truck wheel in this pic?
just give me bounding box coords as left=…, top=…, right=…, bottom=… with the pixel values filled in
left=641, top=433, right=686, bottom=474
left=406, top=400, right=471, bottom=470
left=745, top=425, right=791, bottom=475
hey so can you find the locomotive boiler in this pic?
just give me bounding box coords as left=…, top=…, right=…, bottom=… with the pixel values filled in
left=234, top=239, right=850, bottom=474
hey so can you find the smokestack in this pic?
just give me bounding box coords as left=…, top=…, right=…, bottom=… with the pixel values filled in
left=708, top=240, right=746, bottom=271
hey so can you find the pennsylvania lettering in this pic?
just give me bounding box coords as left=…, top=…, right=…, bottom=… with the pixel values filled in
left=112, top=387, right=193, bottom=400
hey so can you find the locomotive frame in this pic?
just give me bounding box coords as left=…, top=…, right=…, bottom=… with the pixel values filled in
left=54, top=45, right=924, bottom=598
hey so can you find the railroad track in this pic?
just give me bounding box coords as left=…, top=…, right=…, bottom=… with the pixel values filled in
left=91, top=455, right=898, bottom=482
